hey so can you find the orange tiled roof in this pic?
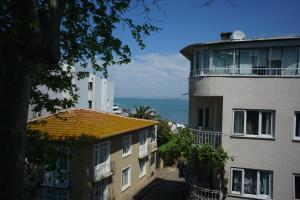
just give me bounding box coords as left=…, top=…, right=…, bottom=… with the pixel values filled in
left=28, top=109, right=158, bottom=140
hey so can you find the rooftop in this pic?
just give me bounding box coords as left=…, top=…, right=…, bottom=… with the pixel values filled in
left=28, top=109, right=158, bottom=140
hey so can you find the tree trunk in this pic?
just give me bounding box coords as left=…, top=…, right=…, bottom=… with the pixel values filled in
left=0, top=69, right=32, bottom=199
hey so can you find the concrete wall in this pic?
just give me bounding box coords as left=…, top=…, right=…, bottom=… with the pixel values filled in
left=69, top=126, right=157, bottom=200
left=189, top=76, right=300, bottom=200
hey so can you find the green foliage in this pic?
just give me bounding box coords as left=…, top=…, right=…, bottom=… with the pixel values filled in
left=130, top=105, right=160, bottom=120
left=196, top=144, right=233, bottom=170
left=1, top=0, right=161, bottom=114
left=159, top=128, right=195, bottom=165
left=157, top=119, right=172, bottom=146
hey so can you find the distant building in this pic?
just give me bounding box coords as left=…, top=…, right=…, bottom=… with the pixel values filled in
left=181, top=31, right=300, bottom=200
left=28, top=64, right=114, bottom=119
left=28, top=109, right=158, bottom=200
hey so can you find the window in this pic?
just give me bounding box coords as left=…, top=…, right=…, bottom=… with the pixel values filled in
left=139, top=131, right=147, bottom=146
left=94, top=179, right=107, bottom=200
left=121, top=166, right=131, bottom=191
left=294, top=174, right=300, bottom=200
left=122, top=135, right=132, bottom=157
left=151, top=126, right=157, bottom=143
left=150, top=152, right=155, bottom=165
left=270, top=47, right=282, bottom=75
left=295, top=112, right=300, bottom=140
left=231, top=168, right=272, bottom=199
left=139, top=158, right=147, bottom=178
left=43, top=147, right=69, bottom=188
left=233, top=110, right=274, bottom=138
left=88, top=82, right=93, bottom=90
left=94, top=142, right=110, bottom=166
left=237, top=49, right=253, bottom=75
left=253, top=48, right=268, bottom=75
left=282, top=47, right=298, bottom=75
left=213, top=50, right=234, bottom=73
left=43, top=188, right=68, bottom=200
left=88, top=100, right=93, bottom=109
left=198, top=108, right=209, bottom=129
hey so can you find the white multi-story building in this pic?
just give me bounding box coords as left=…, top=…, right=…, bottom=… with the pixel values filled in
left=181, top=31, right=300, bottom=200
left=28, top=65, right=114, bottom=119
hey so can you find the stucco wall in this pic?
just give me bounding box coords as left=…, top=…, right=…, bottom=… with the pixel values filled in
left=189, top=76, right=300, bottom=200
left=69, top=126, right=157, bottom=200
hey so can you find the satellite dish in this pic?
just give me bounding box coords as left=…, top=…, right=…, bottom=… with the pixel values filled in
left=231, top=30, right=246, bottom=40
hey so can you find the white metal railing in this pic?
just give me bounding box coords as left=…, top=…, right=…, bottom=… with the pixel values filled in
left=190, top=129, right=222, bottom=149
left=139, top=145, right=148, bottom=158
left=187, top=184, right=220, bottom=200
left=94, top=161, right=112, bottom=182
left=190, top=67, right=300, bottom=77
left=43, top=170, right=69, bottom=188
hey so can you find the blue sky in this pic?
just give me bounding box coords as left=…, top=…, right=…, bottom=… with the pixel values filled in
left=108, top=0, right=300, bottom=99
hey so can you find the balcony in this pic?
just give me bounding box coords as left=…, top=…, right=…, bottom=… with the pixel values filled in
left=139, top=145, right=149, bottom=158
left=43, top=170, right=69, bottom=188
left=94, top=161, right=114, bottom=182
left=190, top=129, right=222, bottom=149
left=186, top=183, right=220, bottom=200
left=148, top=142, right=158, bottom=153
left=191, top=67, right=300, bottom=77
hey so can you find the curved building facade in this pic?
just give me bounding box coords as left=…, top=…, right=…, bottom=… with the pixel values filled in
left=181, top=34, right=300, bottom=200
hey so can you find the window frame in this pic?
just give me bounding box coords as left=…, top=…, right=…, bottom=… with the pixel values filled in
left=122, top=134, right=132, bottom=158
left=93, top=179, right=108, bottom=200
left=294, top=174, right=300, bottom=200
left=88, top=82, right=93, bottom=91
left=121, top=165, right=131, bottom=192
left=294, top=112, right=300, bottom=141
left=230, top=168, right=272, bottom=199
left=139, top=158, right=147, bottom=178
left=43, top=188, right=69, bottom=200
left=151, top=126, right=157, bottom=143
left=232, top=109, right=274, bottom=138
left=93, top=141, right=110, bottom=167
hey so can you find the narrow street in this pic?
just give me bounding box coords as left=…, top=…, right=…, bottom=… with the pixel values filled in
left=133, top=167, right=186, bottom=200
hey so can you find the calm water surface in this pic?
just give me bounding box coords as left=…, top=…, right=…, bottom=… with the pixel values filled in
left=115, top=97, right=188, bottom=124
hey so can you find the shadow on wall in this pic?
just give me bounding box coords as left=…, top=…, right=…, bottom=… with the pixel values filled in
left=132, top=178, right=185, bottom=200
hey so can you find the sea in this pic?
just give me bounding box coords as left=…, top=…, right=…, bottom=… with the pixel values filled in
left=115, top=97, right=188, bottom=124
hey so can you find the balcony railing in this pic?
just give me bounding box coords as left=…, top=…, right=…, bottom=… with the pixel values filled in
left=148, top=142, right=158, bottom=153
left=94, top=161, right=113, bottom=182
left=186, top=183, right=220, bottom=200
left=190, top=67, right=300, bottom=77
left=139, top=145, right=149, bottom=158
left=190, top=129, right=222, bottom=149
left=43, top=170, right=69, bottom=188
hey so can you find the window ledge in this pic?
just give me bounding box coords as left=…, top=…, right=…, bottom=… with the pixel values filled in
left=230, top=135, right=275, bottom=141
left=292, top=139, right=300, bottom=143
left=139, top=173, right=146, bottom=179
left=228, top=194, right=272, bottom=200
left=121, top=184, right=130, bottom=192
left=122, top=152, right=132, bottom=158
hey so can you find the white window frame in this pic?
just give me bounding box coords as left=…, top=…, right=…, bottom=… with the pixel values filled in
left=121, top=165, right=131, bottom=192
left=151, top=126, right=157, bottom=143
left=94, top=141, right=110, bottom=167
left=294, top=174, right=300, bottom=200
left=139, top=158, right=147, bottom=178
left=294, top=112, right=300, bottom=141
left=93, top=179, right=108, bottom=200
left=232, top=109, right=274, bottom=138
left=43, top=188, right=69, bottom=200
left=122, top=134, right=132, bottom=158
left=139, top=130, right=148, bottom=146
left=230, top=168, right=272, bottom=199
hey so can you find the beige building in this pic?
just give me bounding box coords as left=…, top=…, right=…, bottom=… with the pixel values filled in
left=28, top=109, right=158, bottom=200
left=181, top=32, right=300, bottom=200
